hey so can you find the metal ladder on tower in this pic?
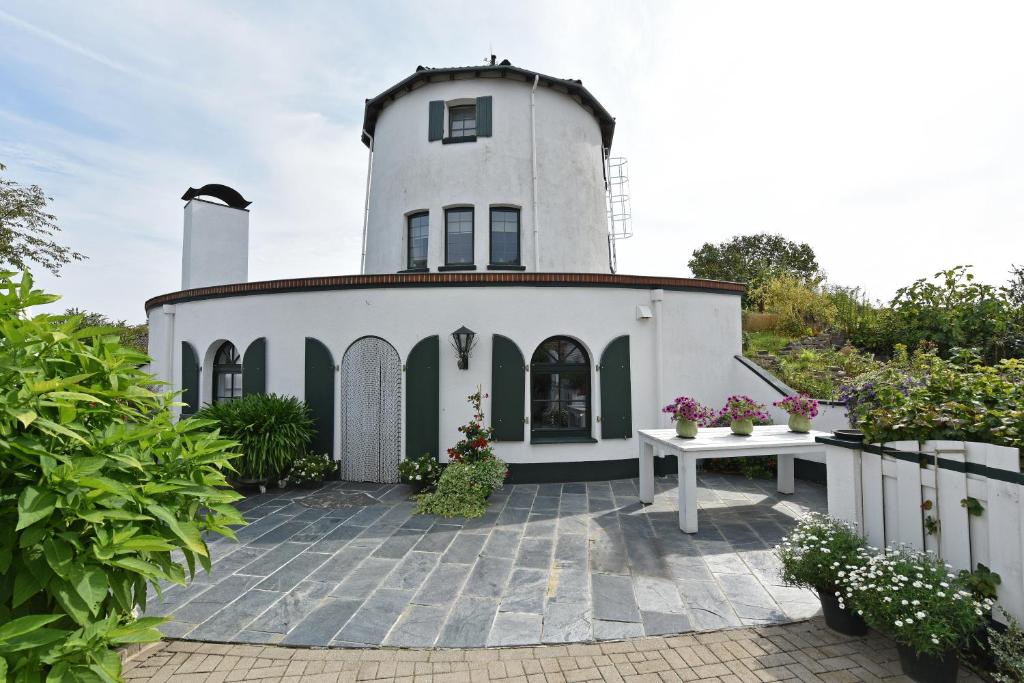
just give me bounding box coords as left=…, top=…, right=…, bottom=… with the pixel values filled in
left=605, top=152, right=633, bottom=274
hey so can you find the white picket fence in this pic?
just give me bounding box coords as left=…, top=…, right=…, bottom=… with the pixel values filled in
left=824, top=439, right=1024, bottom=624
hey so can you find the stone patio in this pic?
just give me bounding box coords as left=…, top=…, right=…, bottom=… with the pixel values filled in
left=146, top=473, right=827, bottom=648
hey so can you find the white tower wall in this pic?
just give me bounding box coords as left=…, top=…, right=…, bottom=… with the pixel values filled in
left=181, top=199, right=249, bottom=289
left=364, top=77, right=609, bottom=274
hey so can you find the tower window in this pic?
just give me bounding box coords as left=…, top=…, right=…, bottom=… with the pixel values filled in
left=530, top=337, right=591, bottom=439
left=407, top=212, right=429, bottom=270
left=212, top=341, right=242, bottom=403
left=489, top=208, right=520, bottom=266
left=449, top=105, right=476, bottom=138
left=445, top=207, right=474, bottom=266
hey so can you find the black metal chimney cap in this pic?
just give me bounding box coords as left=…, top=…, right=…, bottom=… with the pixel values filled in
left=181, top=184, right=251, bottom=209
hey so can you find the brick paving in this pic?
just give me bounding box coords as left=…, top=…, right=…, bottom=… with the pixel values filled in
left=146, top=474, right=827, bottom=647
left=121, top=616, right=984, bottom=682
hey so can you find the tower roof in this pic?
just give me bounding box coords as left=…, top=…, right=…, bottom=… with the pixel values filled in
left=361, top=62, right=616, bottom=149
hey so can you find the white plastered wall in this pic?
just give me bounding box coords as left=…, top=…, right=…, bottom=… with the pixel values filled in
left=182, top=199, right=249, bottom=289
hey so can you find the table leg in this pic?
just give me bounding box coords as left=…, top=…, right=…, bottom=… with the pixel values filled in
left=678, top=455, right=698, bottom=533
left=639, top=439, right=654, bottom=504
left=777, top=454, right=795, bottom=494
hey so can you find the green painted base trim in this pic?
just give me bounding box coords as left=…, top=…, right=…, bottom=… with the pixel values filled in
left=438, top=264, right=477, bottom=272
left=529, top=435, right=598, bottom=445
left=506, top=455, right=828, bottom=485
left=487, top=264, right=526, bottom=271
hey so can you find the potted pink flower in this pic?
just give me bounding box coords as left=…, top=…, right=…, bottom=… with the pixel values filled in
left=774, top=394, right=819, bottom=433
left=718, top=395, right=770, bottom=436
left=662, top=396, right=714, bottom=438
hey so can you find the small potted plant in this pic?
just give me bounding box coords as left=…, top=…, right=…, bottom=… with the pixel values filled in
left=288, top=452, right=335, bottom=488
left=775, top=513, right=868, bottom=636
left=399, top=452, right=443, bottom=492
left=838, top=546, right=994, bottom=683
left=774, top=394, right=820, bottom=433
left=718, top=395, right=770, bottom=436
left=662, top=396, right=714, bottom=438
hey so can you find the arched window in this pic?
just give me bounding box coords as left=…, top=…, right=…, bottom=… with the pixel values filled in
left=531, top=337, right=591, bottom=439
left=212, top=341, right=242, bottom=403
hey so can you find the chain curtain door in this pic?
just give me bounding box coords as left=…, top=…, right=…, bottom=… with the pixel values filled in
left=340, top=336, right=402, bottom=483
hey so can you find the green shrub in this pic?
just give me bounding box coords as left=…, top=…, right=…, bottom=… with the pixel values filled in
left=399, top=453, right=442, bottom=489
left=288, top=453, right=334, bottom=486
left=988, top=609, right=1024, bottom=683
left=776, top=513, right=865, bottom=593
left=194, top=394, right=314, bottom=482
left=775, top=347, right=881, bottom=399
left=0, top=273, right=244, bottom=681
left=753, top=275, right=837, bottom=337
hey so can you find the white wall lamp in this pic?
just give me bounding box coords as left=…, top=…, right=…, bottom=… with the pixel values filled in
left=451, top=326, right=477, bottom=370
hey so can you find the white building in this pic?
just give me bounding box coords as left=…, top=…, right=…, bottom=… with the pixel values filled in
left=146, top=61, right=822, bottom=483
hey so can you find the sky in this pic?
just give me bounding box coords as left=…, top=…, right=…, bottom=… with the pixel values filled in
left=2, top=1, right=1023, bottom=322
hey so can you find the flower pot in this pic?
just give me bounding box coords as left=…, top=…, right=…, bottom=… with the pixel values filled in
left=817, top=590, right=867, bottom=636
left=730, top=418, right=753, bottom=436
left=408, top=479, right=430, bottom=493
left=675, top=419, right=699, bottom=439
left=896, top=643, right=959, bottom=683
left=788, top=414, right=812, bottom=433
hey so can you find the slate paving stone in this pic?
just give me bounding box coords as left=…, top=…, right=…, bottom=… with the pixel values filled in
left=413, top=523, right=461, bottom=553
left=680, top=579, right=742, bottom=630
left=441, top=533, right=487, bottom=564
left=188, top=589, right=282, bottom=640
left=554, top=533, right=587, bottom=568
left=437, top=596, right=499, bottom=647
left=531, top=496, right=560, bottom=513
left=281, top=597, right=361, bottom=645
left=306, top=546, right=364, bottom=583
left=562, top=483, right=586, bottom=494
left=642, top=610, right=691, bottom=635
left=481, top=528, right=521, bottom=558
left=488, top=611, right=543, bottom=646
left=524, top=513, right=557, bottom=538
left=383, top=604, right=447, bottom=647
left=236, top=542, right=311, bottom=577
left=307, top=523, right=362, bottom=554
left=633, top=575, right=685, bottom=613
left=515, top=536, right=553, bottom=569
left=381, top=551, right=439, bottom=591
left=232, top=516, right=287, bottom=544
left=372, top=526, right=423, bottom=559
left=548, top=567, right=589, bottom=604
left=335, top=589, right=414, bottom=645
left=254, top=552, right=331, bottom=592
left=460, top=510, right=499, bottom=532
left=169, top=575, right=262, bottom=623
left=591, top=573, right=640, bottom=623
left=247, top=580, right=334, bottom=633
left=330, top=557, right=397, bottom=599
left=349, top=521, right=399, bottom=548
left=717, top=572, right=788, bottom=623
left=463, top=555, right=514, bottom=598
left=499, top=568, right=547, bottom=613
left=497, top=505, right=529, bottom=525
left=537, top=483, right=563, bottom=496
left=593, top=619, right=644, bottom=640
left=507, top=488, right=536, bottom=508
left=248, top=521, right=310, bottom=547
left=541, top=602, right=591, bottom=643
left=157, top=620, right=196, bottom=638
left=413, top=562, right=472, bottom=606
left=288, top=518, right=343, bottom=543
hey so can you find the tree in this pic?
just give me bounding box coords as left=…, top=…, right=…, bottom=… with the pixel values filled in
left=63, top=308, right=148, bottom=353
left=0, top=163, right=85, bottom=275
left=688, top=233, right=820, bottom=309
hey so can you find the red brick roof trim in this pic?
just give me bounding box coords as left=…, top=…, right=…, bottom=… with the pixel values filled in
left=144, top=272, right=744, bottom=313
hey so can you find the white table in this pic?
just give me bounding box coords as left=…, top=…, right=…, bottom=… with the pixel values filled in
left=638, top=425, right=829, bottom=533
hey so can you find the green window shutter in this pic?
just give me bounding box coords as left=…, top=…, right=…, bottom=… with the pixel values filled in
left=181, top=341, right=200, bottom=416
left=242, top=337, right=266, bottom=396
left=428, top=100, right=444, bottom=141
left=491, top=334, right=524, bottom=441
left=600, top=335, right=632, bottom=439
left=406, top=336, right=439, bottom=460
left=305, top=338, right=335, bottom=458
left=476, top=96, right=492, bottom=137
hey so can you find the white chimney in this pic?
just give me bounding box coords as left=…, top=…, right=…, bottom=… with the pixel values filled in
left=180, top=184, right=250, bottom=290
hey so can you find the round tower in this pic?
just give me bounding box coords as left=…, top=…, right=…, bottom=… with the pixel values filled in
left=360, top=62, right=615, bottom=275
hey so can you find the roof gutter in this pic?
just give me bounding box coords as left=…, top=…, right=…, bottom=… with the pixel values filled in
left=360, top=129, right=374, bottom=274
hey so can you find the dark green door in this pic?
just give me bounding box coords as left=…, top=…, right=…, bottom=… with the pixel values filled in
left=305, top=338, right=335, bottom=458
left=181, top=341, right=200, bottom=416
left=242, top=337, right=266, bottom=396
left=600, top=335, right=632, bottom=439
left=405, top=336, right=439, bottom=461
left=491, top=334, right=525, bottom=441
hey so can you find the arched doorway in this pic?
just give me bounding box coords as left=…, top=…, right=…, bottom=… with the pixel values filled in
left=340, top=336, right=402, bottom=483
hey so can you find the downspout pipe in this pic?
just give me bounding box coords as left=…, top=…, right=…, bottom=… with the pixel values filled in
left=651, top=289, right=665, bottom=426
left=530, top=75, right=540, bottom=271
left=360, top=130, right=374, bottom=274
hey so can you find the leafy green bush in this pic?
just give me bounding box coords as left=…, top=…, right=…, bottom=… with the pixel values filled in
left=0, top=273, right=244, bottom=681
left=288, top=453, right=334, bottom=486
left=841, top=346, right=1024, bottom=463
left=417, top=388, right=508, bottom=517
left=753, top=275, right=837, bottom=336
left=775, top=347, right=881, bottom=399
left=399, top=453, right=442, bottom=489
left=988, top=609, right=1024, bottom=683
left=194, top=394, right=314, bottom=482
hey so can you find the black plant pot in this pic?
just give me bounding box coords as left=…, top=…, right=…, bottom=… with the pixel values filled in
left=896, top=643, right=959, bottom=683
left=818, top=590, right=868, bottom=636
